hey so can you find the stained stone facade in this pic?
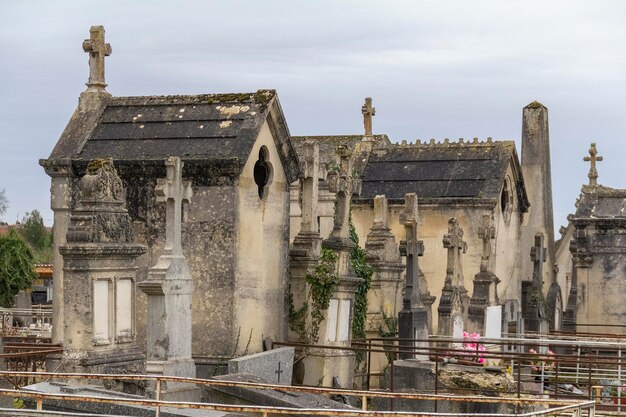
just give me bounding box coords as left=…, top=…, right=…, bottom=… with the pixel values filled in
left=559, top=144, right=626, bottom=333
left=291, top=98, right=564, bottom=339
left=41, top=26, right=301, bottom=378
left=58, top=159, right=146, bottom=379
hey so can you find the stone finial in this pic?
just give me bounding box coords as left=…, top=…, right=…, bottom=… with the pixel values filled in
left=372, top=195, right=389, bottom=229
left=327, top=145, right=356, bottom=239
left=583, top=142, right=603, bottom=187
left=443, top=217, right=467, bottom=288
left=477, top=211, right=495, bottom=273
left=82, top=25, right=112, bottom=92
left=299, top=141, right=320, bottom=234
left=67, top=158, right=132, bottom=243
left=156, top=157, right=193, bottom=256
left=361, top=97, right=375, bottom=137
left=80, top=158, right=124, bottom=204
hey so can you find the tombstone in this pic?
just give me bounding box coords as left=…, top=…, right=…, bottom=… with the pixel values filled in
left=228, top=347, right=295, bottom=385
left=58, top=159, right=146, bottom=381
left=398, top=193, right=429, bottom=360
left=522, top=233, right=548, bottom=333
left=438, top=218, right=470, bottom=339
left=546, top=263, right=564, bottom=331
left=302, top=146, right=363, bottom=388
left=468, top=211, right=501, bottom=335
left=138, top=157, right=199, bottom=401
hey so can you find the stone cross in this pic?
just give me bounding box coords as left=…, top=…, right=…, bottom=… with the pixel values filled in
left=328, top=146, right=356, bottom=239
left=82, top=26, right=112, bottom=92
left=299, top=141, right=321, bottom=234
left=477, top=211, right=495, bottom=272
left=530, top=232, right=547, bottom=287
left=583, top=142, right=603, bottom=187
left=400, top=193, right=424, bottom=309
left=443, top=218, right=467, bottom=288
left=361, top=97, right=375, bottom=137
left=155, top=157, right=193, bottom=256
left=275, top=361, right=283, bottom=383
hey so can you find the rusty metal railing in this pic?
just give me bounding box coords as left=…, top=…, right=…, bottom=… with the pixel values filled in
left=0, top=370, right=596, bottom=417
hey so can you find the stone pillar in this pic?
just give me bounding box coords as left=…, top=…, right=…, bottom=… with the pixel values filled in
left=564, top=225, right=592, bottom=331
left=397, top=193, right=429, bottom=360
left=59, top=159, right=146, bottom=383
left=468, top=211, right=501, bottom=335
left=522, top=233, right=548, bottom=333
left=137, top=157, right=198, bottom=401
left=302, top=145, right=363, bottom=388
left=363, top=195, right=403, bottom=380
left=437, top=218, right=469, bottom=338
left=289, top=141, right=325, bottom=345
left=39, top=160, right=73, bottom=347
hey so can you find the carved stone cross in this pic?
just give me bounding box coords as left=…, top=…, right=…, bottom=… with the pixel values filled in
left=327, top=146, right=356, bottom=239
left=82, top=25, right=112, bottom=92
left=477, top=211, right=495, bottom=272
left=156, top=157, right=193, bottom=256
left=361, top=97, right=375, bottom=137
left=583, top=142, right=603, bottom=187
left=443, top=217, right=467, bottom=288
left=399, top=193, right=424, bottom=309
left=530, top=232, right=547, bottom=287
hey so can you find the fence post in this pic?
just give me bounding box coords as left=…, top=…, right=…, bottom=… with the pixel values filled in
left=155, top=378, right=161, bottom=417
left=367, top=339, right=372, bottom=390
left=555, top=359, right=559, bottom=400
left=517, top=358, right=521, bottom=399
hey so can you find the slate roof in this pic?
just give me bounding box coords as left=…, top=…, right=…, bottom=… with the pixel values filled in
left=356, top=139, right=530, bottom=208
left=572, top=185, right=626, bottom=220
left=44, top=90, right=300, bottom=183
left=291, top=134, right=390, bottom=174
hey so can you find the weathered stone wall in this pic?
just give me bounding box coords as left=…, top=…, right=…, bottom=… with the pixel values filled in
left=574, top=228, right=626, bottom=333
left=234, top=120, right=291, bottom=355
left=351, top=166, right=524, bottom=334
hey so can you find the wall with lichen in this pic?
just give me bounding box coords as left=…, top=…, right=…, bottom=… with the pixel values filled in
left=233, top=120, right=290, bottom=355
left=351, top=164, right=525, bottom=335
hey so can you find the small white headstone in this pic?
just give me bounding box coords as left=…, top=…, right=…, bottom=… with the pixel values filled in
left=485, top=305, right=502, bottom=339
left=116, top=278, right=133, bottom=339
left=93, top=280, right=110, bottom=342
left=326, top=299, right=339, bottom=342
left=337, top=299, right=351, bottom=342
left=453, top=314, right=464, bottom=346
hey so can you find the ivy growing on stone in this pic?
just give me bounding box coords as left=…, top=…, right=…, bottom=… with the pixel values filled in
left=350, top=221, right=373, bottom=365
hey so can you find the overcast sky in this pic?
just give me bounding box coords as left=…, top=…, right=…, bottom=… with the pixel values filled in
left=1, top=1, right=625, bottom=232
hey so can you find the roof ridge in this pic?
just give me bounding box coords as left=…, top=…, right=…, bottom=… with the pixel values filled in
left=394, top=137, right=500, bottom=148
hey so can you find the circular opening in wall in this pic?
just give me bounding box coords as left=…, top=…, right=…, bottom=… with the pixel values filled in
left=254, top=146, right=273, bottom=200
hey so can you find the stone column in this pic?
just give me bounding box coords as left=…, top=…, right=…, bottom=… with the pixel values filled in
left=137, top=157, right=198, bottom=401
left=437, top=218, right=469, bottom=338
left=364, top=195, right=403, bottom=380
left=59, top=159, right=146, bottom=385
left=468, top=211, right=501, bottom=335
left=303, top=145, right=363, bottom=388
left=397, top=193, right=430, bottom=360
left=39, top=160, right=73, bottom=348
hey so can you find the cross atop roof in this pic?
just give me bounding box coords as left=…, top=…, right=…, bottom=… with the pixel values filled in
left=82, top=25, right=112, bottom=92
left=361, top=97, right=375, bottom=137
left=583, top=142, right=603, bottom=187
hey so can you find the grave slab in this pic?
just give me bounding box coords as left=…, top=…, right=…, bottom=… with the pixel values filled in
left=228, top=347, right=294, bottom=385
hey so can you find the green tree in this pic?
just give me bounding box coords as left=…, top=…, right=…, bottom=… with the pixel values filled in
left=19, top=210, right=52, bottom=263
left=0, top=231, right=36, bottom=307
left=0, top=189, right=7, bottom=220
